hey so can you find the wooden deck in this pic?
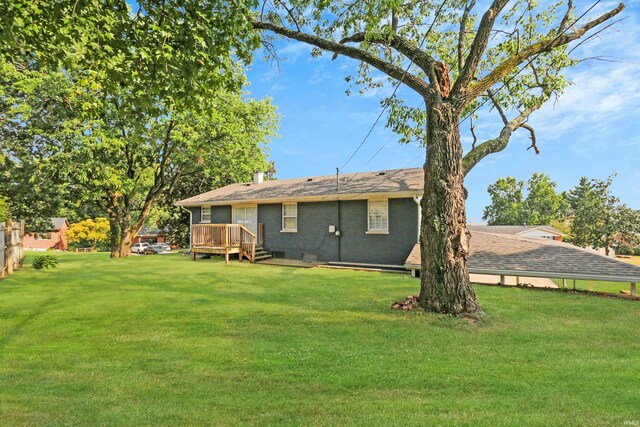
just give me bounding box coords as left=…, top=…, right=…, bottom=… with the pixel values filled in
left=191, top=224, right=262, bottom=263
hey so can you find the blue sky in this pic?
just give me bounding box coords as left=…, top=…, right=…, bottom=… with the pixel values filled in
left=245, top=1, right=640, bottom=222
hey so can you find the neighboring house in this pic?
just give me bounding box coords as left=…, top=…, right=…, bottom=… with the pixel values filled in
left=132, top=227, right=167, bottom=245
left=467, top=225, right=564, bottom=241
left=176, top=169, right=424, bottom=265
left=23, top=218, right=69, bottom=251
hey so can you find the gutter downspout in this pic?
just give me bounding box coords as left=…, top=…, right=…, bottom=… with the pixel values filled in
left=413, top=195, right=422, bottom=243
left=179, top=204, right=193, bottom=251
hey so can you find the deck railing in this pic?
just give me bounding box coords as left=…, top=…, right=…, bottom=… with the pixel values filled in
left=192, top=223, right=260, bottom=262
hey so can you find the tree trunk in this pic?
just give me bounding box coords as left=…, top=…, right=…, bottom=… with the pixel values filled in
left=419, top=102, right=482, bottom=315
left=108, top=213, right=134, bottom=258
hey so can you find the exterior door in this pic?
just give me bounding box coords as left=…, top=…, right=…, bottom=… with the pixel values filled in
left=233, top=206, right=258, bottom=235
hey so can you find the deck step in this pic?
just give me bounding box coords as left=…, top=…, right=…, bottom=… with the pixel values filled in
left=254, top=254, right=273, bottom=261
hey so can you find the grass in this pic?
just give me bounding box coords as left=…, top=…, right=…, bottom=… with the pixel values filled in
left=552, top=255, right=640, bottom=293
left=0, top=252, right=638, bottom=426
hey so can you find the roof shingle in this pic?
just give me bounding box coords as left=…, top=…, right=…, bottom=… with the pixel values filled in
left=406, top=231, right=640, bottom=282
left=177, top=168, right=424, bottom=206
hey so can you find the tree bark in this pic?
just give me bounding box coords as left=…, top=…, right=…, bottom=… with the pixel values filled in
left=419, top=102, right=482, bottom=315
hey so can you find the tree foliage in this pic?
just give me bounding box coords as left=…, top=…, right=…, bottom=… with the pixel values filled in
left=566, top=176, right=640, bottom=255
left=66, top=218, right=111, bottom=249
left=1, top=0, right=278, bottom=257
left=483, top=173, right=566, bottom=225
left=483, top=177, right=525, bottom=225
left=0, top=196, right=10, bottom=222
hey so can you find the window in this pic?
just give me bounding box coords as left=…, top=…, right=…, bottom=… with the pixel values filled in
left=201, top=206, right=211, bottom=223
left=282, top=203, right=297, bottom=232
left=367, top=200, right=388, bottom=233
left=35, top=232, right=51, bottom=240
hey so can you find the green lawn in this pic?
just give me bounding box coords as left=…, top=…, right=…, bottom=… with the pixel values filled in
left=550, top=278, right=635, bottom=294
left=1, top=252, right=638, bottom=425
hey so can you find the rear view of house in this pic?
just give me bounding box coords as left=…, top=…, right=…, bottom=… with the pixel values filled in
left=177, top=169, right=424, bottom=265
left=23, top=218, right=69, bottom=251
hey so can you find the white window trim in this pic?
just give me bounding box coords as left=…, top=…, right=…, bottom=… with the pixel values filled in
left=367, top=199, right=389, bottom=234
left=200, top=206, right=211, bottom=223
left=281, top=202, right=298, bottom=233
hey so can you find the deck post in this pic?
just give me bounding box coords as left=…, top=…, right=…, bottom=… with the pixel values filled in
left=631, top=283, right=637, bottom=297
left=239, top=229, right=243, bottom=263
left=224, top=248, right=229, bottom=264
left=499, top=275, right=505, bottom=285
left=192, top=250, right=196, bottom=261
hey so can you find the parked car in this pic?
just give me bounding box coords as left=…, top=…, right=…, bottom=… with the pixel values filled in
left=131, top=243, right=150, bottom=254
left=153, top=243, right=171, bottom=252
left=149, top=244, right=171, bottom=254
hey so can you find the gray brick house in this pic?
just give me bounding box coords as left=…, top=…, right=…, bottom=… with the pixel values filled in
left=176, top=168, right=423, bottom=265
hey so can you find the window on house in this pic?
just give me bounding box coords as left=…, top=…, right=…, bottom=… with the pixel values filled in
left=35, top=232, right=51, bottom=240
left=282, top=203, right=297, bottom=232
left=367, top=200, right=388, bottom=233
left=201, top=206, right=211, bottom=223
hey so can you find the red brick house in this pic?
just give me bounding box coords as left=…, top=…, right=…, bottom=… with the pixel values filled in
left=23, top=218, right=69, bottom=251
left=132, top=227, right=167, bottom=244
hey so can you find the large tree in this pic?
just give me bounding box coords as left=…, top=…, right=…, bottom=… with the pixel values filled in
left=252, top=1, right=624, bottom=314
left=1, top=0, right=278, bottom=257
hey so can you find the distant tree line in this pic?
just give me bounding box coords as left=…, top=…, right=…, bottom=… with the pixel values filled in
left=483, top=173, right=640, bottom=256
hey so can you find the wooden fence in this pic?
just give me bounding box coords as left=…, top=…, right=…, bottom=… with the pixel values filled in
left=0, top=220, right=25, bottom=279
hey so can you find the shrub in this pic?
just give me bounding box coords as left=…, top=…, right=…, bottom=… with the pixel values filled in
left=32, top=254, right=58, bottom=270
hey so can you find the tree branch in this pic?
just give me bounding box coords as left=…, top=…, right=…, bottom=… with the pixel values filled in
left=462, top=107, right=534, bottom=176
left=520, top=123, right=539, bottom=154
left=339, top=32, right=435, bottom=74
left=253, top=21, right=431, bottom=96
left=451, top=0, right=510, bottom=99
left=457, top=0, right=476, bottom=72
left=466, top=3, right=625, bottom=100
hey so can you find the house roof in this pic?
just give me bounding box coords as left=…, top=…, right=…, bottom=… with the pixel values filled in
left=467, top=225, right=563, bottom=236
left=177, top=168, right=424, bottom=206
left=137, top=227, right=165, bottom=236
left=50, top=218, right=68, bottom=230
left=405, top=231, right=640, bottom=283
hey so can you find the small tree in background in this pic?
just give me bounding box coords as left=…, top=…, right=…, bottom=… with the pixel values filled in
left=66, top=219, right=111, bottom=250
left=523, top=173, right=568, bottom=226
left=566, top=176, right=640, bottom=256
left=483, top=173, right=566, bottom=226
left=483, top=177, right=525, bottom=225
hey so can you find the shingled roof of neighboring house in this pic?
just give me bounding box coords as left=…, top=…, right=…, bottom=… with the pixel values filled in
left=50, top=218, right=68, bottom=230
left=137, top=227, right=166, bottom=236
left=467, top=225, right=563, bottom=236
left=405, top=231, right=640, bottom=283
left=177, top=168, right=424, bottom=206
